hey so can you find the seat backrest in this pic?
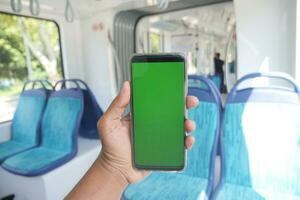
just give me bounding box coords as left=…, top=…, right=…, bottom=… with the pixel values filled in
left=74, top=79, right=104, bottom=139
left=12, top=80, right=51, bottom=145
left=209, top=75, right=221, bottom=91
left=188, top=75, right=221, bottom=91
left=54, top=79, right=103, bottom=139
left=221, top=72, right=300, bottom=195
left=184, top=75, right=222, bottom=191
left=41, top=81, right=83, bottom=153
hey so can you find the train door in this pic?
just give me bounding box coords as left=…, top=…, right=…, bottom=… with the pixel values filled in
left=136, top=2, right=236, bottom=95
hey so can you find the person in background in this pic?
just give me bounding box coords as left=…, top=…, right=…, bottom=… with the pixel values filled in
left=66, top=81, right=198, bottom=200
left=214, top=52, right=225, bottom=93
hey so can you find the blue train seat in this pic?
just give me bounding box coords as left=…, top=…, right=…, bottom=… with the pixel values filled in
left=209, top=75, right=221, bottom=91
left=213, top=72, right=300, bottom=200
left=188, top=74, right=221, bottom=92
left=188, top=76, right=206, bottom=88
left=2, top=80, right=84, bottom=176
left=122, top=75, right=222, bottom=200
left=71, top=79, right=104, bottom=139
left=0, top=80, right=51, bottom=163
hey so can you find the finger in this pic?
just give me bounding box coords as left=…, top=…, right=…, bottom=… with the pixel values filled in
left=185, top=119, right=196, bottom=133
left=185, top=136, right=195, bottom=150
left=120, top=114, right=131, bottom=127
left=186, top=96, right=199, bottom=109
left=105, top=81, right=130, bottom=120
left=121, top=113, right=131, bottom=122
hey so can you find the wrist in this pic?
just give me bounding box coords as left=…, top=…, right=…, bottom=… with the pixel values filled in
left=96, top=153, right=129, bottom=188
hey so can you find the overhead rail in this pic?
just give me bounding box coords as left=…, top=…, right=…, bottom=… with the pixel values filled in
left=9, top=0, right=75, bottom=21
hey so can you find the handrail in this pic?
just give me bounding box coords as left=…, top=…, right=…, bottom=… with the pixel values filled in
left=227, top=72, right=300, bottom=101
left=22, top=80, right=53, bottom=91
left=157, top=0, right=170, bottom=9
left=65, top=0, right=74, bottom=22
left=188, top=75, right=222, bottom=105
left=54, top=79, right=81, bottom=90
left=29, top=0, right=40, bottom=16
left=108, top=29, right=122, bottom=91
left=10, top=0, right=22, bottom=13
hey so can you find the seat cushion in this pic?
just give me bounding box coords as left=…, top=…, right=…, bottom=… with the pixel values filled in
left=215, top=183, right=265, bottom=200
left=2, top=147, right=70, bottom=176
left=0, top=141, right=34, bottom=162
left=123, top=172, right=208, bottom=200
left=260, top=191, right=300, bottom=200
left=215, top=183, right=300, bottom=200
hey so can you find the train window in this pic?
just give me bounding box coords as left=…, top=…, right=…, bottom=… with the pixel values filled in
left=136, top=2, right=236, bottom=93
left=149, top=32, right=163, bottom=53
left=0, top=12, right=63, bottom=123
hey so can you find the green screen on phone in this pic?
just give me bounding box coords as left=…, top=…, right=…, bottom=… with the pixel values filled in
left=131, top=55, right=185, bottom=170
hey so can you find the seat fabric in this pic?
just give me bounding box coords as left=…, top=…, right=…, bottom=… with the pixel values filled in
left=209, top=75, right=221, bottom=91
left=0, top=92, right=47, bottom=162
left=2, top=91, right=83, bottom=176
left=215, top=102, right=300, bottom=199
left=41, top=96, right=82, bottom=152
left=0, top=141, right=34, bottom=162
left=215, top=183, right=264, bottom=200
left=79, top=86, right=103, bottom=139
left=182, top=102, right=218, bottom=178
left=123, top=100, right=219, bottom=199
left=2, top=147, right=68, bottom=175
left=124, top=173, right=208, bottom=200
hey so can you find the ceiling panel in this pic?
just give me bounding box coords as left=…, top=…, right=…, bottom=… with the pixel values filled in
left=0, top=0, right=149, bottom=19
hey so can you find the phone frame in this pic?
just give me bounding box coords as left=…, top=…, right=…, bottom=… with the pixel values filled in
left=130, top=53, right=187, bottom=171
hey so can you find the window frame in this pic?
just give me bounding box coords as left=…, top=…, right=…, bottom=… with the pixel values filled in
left=0, top=11, right=64, bottom=124
left=113, top=0, right=232, bottom=90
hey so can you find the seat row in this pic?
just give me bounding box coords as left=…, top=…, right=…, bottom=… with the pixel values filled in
left=122, top=72, right=300, bottom=200
left=0, top=79, right=103, bottom=176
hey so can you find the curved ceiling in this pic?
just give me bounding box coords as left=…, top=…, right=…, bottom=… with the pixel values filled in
left=0, top=0, right=179, bottom=19
left=139, top=2, right=235, bottom=38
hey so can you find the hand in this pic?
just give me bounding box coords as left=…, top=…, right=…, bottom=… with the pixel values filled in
left=97, top=81, right=199, bottom=184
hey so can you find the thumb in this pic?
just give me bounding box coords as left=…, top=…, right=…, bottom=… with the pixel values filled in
left=105, top=81, right=130, bottom=120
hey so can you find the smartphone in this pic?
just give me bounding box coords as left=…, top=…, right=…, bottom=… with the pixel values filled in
left=130, top=54, right=186, bottom=170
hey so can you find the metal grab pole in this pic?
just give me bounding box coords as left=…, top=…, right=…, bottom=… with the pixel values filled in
left=224, top=25, right=236, bottom=92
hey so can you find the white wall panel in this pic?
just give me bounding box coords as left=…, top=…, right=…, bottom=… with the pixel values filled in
left=234, top=0, right=297, bottom=78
